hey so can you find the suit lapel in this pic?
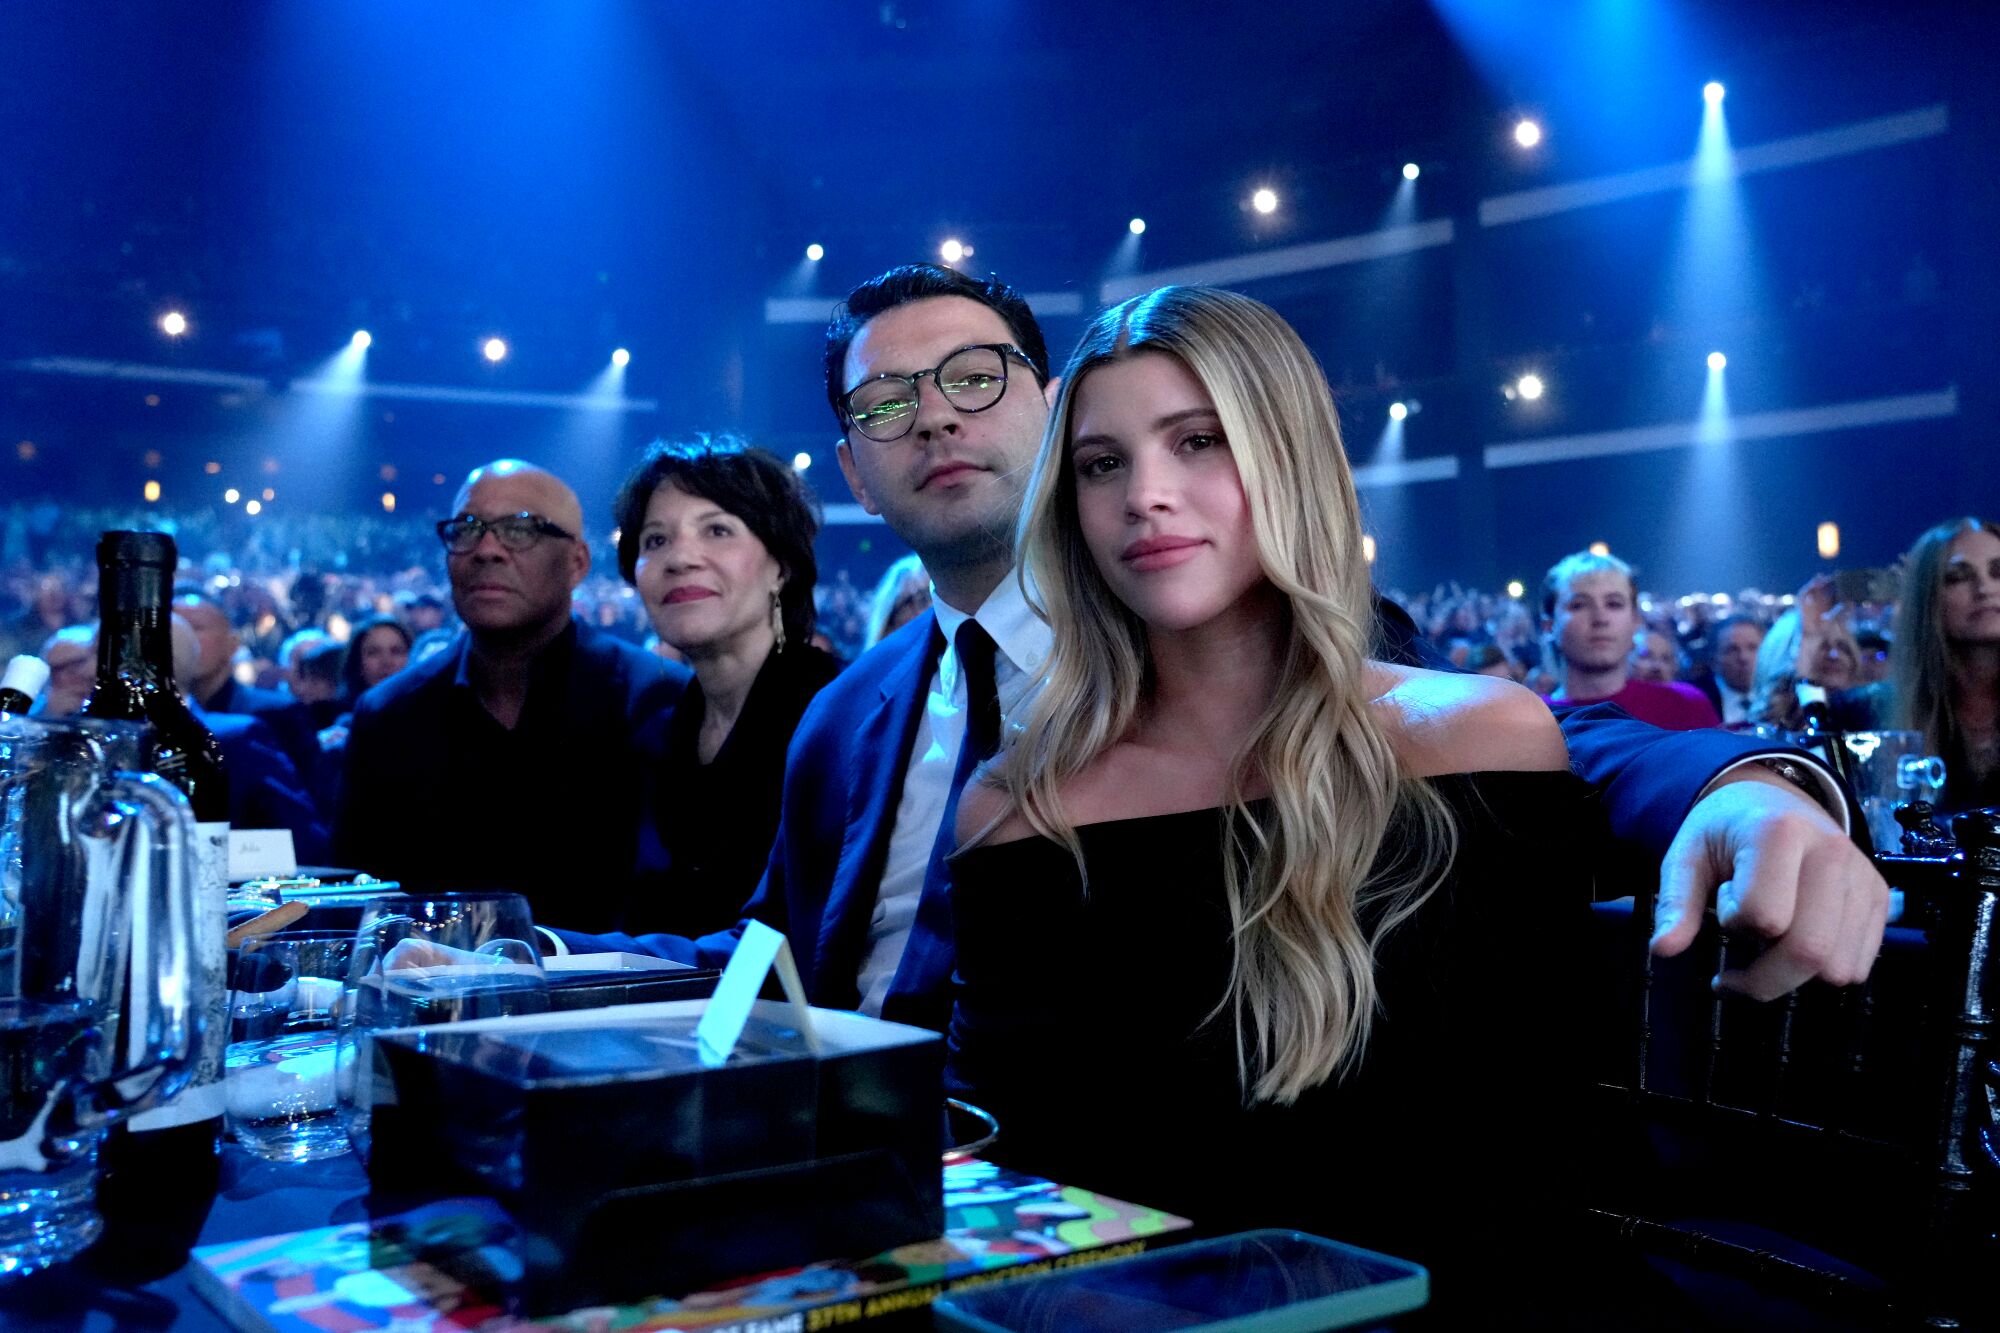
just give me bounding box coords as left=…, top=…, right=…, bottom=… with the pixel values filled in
left=812, top=618, right=945, bottom=1002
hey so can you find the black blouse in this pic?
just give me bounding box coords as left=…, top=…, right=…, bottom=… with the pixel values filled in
left=946, top=772, right=1679, bottom=1326
left=623, top=644, right=842, bottom=936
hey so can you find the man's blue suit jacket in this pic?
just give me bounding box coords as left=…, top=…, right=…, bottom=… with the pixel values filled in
left=552, top=604, right=1821, bottom=1033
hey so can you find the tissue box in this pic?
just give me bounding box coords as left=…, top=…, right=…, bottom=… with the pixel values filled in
left=363, top=1000, right=944, bottom=1310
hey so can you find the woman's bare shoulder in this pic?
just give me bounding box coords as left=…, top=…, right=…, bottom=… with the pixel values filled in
left=956, top=739, right=1229, bottom=847
left=1367, top=662, right=1569, bottom=778
left=955, top=776, right=1038, bottom=847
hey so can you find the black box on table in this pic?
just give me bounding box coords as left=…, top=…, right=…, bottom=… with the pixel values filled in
left=363, top=999, right=944, bottom=1312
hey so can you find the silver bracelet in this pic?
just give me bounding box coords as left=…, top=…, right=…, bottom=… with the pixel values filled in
left=1756, top=757, right=1841, bottom=818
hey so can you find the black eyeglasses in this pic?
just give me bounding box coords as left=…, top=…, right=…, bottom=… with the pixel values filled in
left=841, top=344, right=1036, bottom=443
left=435, top=512, right=577, bottom=553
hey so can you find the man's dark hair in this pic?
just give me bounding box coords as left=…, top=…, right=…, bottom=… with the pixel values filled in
left=822, top=264, right=1050, bottom=428
left=613, top=434, right=821, bottom=648
left=1709, top=614, right=1765, bottom=660
left=296, top=637, right=346, bottom=693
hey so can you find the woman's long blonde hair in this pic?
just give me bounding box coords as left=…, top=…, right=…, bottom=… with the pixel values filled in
left=994, top=286, right=1456, bottom=1105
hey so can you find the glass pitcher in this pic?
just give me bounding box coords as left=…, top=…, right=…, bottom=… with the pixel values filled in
left=0, top=716, right=201, bottom=1280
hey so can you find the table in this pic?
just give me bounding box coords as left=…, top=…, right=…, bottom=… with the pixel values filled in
left=0, top=1145, right=368, bottom=1333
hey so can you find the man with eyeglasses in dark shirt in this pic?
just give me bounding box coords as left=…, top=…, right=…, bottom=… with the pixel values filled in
left=334, top=459, right=688, bottom=927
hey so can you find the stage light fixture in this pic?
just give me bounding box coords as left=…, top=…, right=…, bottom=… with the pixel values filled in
left=1128, top=217, right=1146, bottom=235
left=1513, top=119, right=1542, bottom=148
left=351, top=330, right=372, bottom=349
left=160, top=311, right=188, bottom=337
left=143, top=480, right=162, bottom=503
left=792, top=452, right=813, bottom=472
left=382, top=492, right=397, bottom=513
left=940, top=238, right=965, bottom=264
left=224, top=488, right=240, bottom=504
left=1818, top=522, right=1840, bottom=560
left=1516, top=373, right=1545, bottom=401
left=1362, top=534, right=1377, bottom=564
left=612, top=348, right=631, bottom=368
left=482, top=337, right=508, bottom=363
left=1589, top=541, right=1610, bottom=558
left=244, top=499, right=262, bottom=516
left=1506, top=580, right=1526, bottom=600
left=1388, top=401, right=1408, bottom=421
left=1704, top=81, right=1726, bottom=105
left=806, top=243, right=824, bottom=262
left=1707, top=351, right=1727, bottom=371
left=1251, top=188, right=1279, bottom=214
left=1402, top=162, right=1420, bottom=181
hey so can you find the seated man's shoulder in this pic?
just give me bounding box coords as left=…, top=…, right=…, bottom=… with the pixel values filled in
left=1368, top=662, right=1568, bottom=778
left=803, top=615, right=933, bottom=716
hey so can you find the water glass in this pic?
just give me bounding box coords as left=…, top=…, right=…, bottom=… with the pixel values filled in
left=336, top=892, right=549, bottom=1160
left=225, top=932, right=355, bottom=1163
left=1839, top=730, right=1947, bottom=851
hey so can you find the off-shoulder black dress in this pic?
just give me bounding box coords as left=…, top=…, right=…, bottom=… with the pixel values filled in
left=947, top=771, right=1675, bottom=1326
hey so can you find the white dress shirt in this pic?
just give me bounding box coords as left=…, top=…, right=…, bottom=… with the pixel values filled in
left=853, top=573, right=1050, bottom=1016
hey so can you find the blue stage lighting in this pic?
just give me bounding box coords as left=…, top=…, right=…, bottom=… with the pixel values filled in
left=1513, top=119, right=1542, bottom=149
left=1128, top=218, right=1146, bottom=235
left=1704, top=81, right=1726, bottom=106
left=483, top=337, right=508, bottom=363
left=160, top=310, right=188, bottom=337
left=940, top=238, right=966, bottom=264
left=1402, top=162, right=1420, bottom=181
left=612, top=348, right=631, bottom=368
left=1389, top=401, right=1408, bottom=421
left=351, top=330, right=372, bottom=350
left=1707, top=351, right=1727, bottom=372
left=806, top=243, right=824, bottom=262
left=1251, top=188, right=1279, bottom=215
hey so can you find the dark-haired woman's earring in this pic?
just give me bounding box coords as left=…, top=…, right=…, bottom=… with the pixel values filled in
left=771, top=589, right=786, bottom=652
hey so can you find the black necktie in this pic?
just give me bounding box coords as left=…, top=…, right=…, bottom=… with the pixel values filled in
left=884, top=619, right=1003, bottom=1030
left=955, top=620, right=1002, bottom=764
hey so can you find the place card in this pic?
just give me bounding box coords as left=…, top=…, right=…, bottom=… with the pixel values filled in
left=695, top=919, right=818, bottom=1067
left=228, top=828, right=297, bottom=881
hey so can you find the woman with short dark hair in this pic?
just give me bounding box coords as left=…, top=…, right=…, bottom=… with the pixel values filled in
left=612, top=435, right=842, bottom=934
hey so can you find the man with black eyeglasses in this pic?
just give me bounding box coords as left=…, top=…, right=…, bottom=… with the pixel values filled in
left=335, top=459, right=688, bottom=926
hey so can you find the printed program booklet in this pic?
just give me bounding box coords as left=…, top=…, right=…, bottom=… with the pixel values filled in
left=190, top=1157, right=1192, bottom=1333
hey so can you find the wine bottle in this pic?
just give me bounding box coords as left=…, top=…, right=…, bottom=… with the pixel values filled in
left=1795, top=680, right=1832, bottom=736
left=77, top=531, right=231, bottom=1282
left=0, top=654, right=48, bottom=714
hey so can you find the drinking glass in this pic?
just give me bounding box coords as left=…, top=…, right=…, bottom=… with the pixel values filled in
left=1839, top=730, right=1947, bottom=852
left=224, top=932, right=355, bottom=1163
left=335, top=892, right=549, bottom=1160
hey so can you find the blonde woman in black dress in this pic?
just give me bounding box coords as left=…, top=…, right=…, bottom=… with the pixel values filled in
left=952, top=287, right=1670, bottom=1325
